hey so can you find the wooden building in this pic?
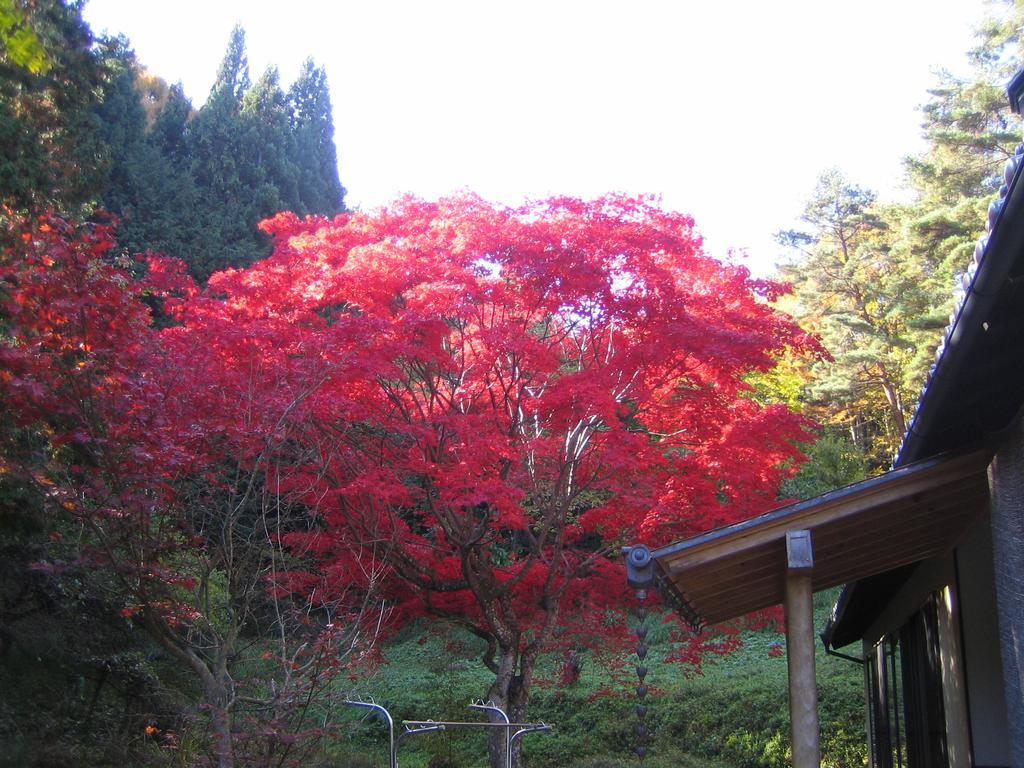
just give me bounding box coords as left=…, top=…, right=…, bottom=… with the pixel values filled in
left=630, top=72, right=1024, bottom=767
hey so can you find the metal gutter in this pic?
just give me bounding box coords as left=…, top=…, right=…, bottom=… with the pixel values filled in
left=1008, top=68, right=1024, bottom=115
left=648, top=451, right=960, bottom=564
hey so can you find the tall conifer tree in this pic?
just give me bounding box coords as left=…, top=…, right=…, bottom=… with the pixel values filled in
left=94, top=49, right=202, bottom=263
left=289, top=58, right=346, bottom=214
left=185, top=25, right=266, bottom=279
left=179, top=28, right=347, bottom=280
left=897, top=1, right=1024, bottom=384
left=241, top=66, right=302, bottom=216
left=211, top=23, right=249, bottom=105
left=779, top=170, right=930, bottom=465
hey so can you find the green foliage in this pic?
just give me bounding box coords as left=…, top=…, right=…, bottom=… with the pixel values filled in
left=91, top=36, right=195, bottom=262
left=169, top=24, right=348, bottom=280
left=567, top=752, right=731, bottom=768
left=0, top=0, right=49, bottom=74
left=648, top=599, right=865, bottom=768
left=781, top=2, right=1024, bottom=470
left=896, top=0, right=1024, bottom=386
left=778, top=170, right=933, bottom=467
left=0, top=0, right=107, bottom=212
left=0, top=553, right=190, bottom=767
left=290, top=57, right=347, bottom=214
left=242, top=66, right=302, bottom=213
left=745, top=350, right=810, bottom=412
left=2, top=4, right=347, bottom=281
left=334, top=757, right=381, bottom=768
left=781, top=432, right=868, bottom=500
left=95, top=51, right=203, bottom=265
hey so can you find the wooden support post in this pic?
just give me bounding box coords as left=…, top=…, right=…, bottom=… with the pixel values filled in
left=785, top=530, right=820, bottom=768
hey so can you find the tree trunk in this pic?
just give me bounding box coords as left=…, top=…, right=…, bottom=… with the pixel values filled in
left=142, top=613, right=236, bottom=768
left=879, top=370, right=906, bottom=439
left=485, top=645, right=533, bottom=768
left=206, top=678, right=234, bottom=768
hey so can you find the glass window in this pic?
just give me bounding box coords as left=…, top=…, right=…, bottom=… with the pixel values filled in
left=866, top=595, right=947, bottom=767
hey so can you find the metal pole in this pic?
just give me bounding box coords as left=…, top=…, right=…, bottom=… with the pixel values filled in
left=403, top=721, right=541, bottom=728
left=342, top=697, right=397, bottom=768
left=402, top=722, right=445, bottom=737
left=469, top=700, right=511, bottom=768
left=510, top=723, right=552, bottom=766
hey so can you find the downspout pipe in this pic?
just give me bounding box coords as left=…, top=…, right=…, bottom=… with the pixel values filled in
left=820, top=632, right=864, bottom=665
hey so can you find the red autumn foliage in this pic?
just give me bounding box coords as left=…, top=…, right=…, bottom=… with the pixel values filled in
left=1, top=196, right=818, bottom=766
left=0, top=212, right=378, bottom=768
left=0, top=214, right=193, bottom=584
left=159, top=192, right=818, bottom=727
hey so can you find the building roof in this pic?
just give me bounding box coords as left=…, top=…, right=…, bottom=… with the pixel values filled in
left=648, top=450, right=989, bottom=629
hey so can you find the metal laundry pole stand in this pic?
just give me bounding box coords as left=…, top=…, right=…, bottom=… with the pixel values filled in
left=342, top=697, right=551, bottom=768
left=404, top=701, right=552, bottom=768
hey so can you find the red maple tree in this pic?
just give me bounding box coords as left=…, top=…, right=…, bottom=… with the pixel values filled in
left=163, top=193, right=818, bottom=762
left=0, top=214, right=380, bottom=768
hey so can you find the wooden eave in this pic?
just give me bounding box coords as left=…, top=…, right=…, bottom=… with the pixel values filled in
left=650, top=449, right=990, bottom=628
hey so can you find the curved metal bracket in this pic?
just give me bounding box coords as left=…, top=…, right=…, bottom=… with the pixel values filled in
left=469, top=700, right=511, bottom=768
left=342, top=696, right=397, bottom=768
left=402, top=720, right=445, bottom=738
left=511, top=722, right=551, bottom=746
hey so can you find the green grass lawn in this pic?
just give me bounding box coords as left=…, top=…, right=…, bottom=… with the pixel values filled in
left=327, top=590, right=867, bottom=768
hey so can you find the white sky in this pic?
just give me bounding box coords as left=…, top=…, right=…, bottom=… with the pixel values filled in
left=83, top=0, right=994, bottom=275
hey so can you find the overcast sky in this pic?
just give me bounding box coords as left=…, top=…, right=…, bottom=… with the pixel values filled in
left=83, top=0, right=993, bottom=275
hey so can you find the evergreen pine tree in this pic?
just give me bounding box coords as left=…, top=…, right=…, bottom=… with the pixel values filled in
left=897, top=0, right=1024, bottom=386
left=779, top=170, right=933, bottom=466
left=211, top=22, right=250, bottom=105
left=93, top=37, right=152, bottom=233
left=185, top=24, right=266, bottom=279
left=150, top=81, right=192, bottom=161
left=181, top=27, right=347, bottom=280
left=5, top=13, right=350, bottom=281
left=92, top=40, right=200, bottom=263
left=289, top=58, right=346, bottom=214
left=781, top=2, right=1024, bottom=469
left=241, top=66, right=302, bottom=216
